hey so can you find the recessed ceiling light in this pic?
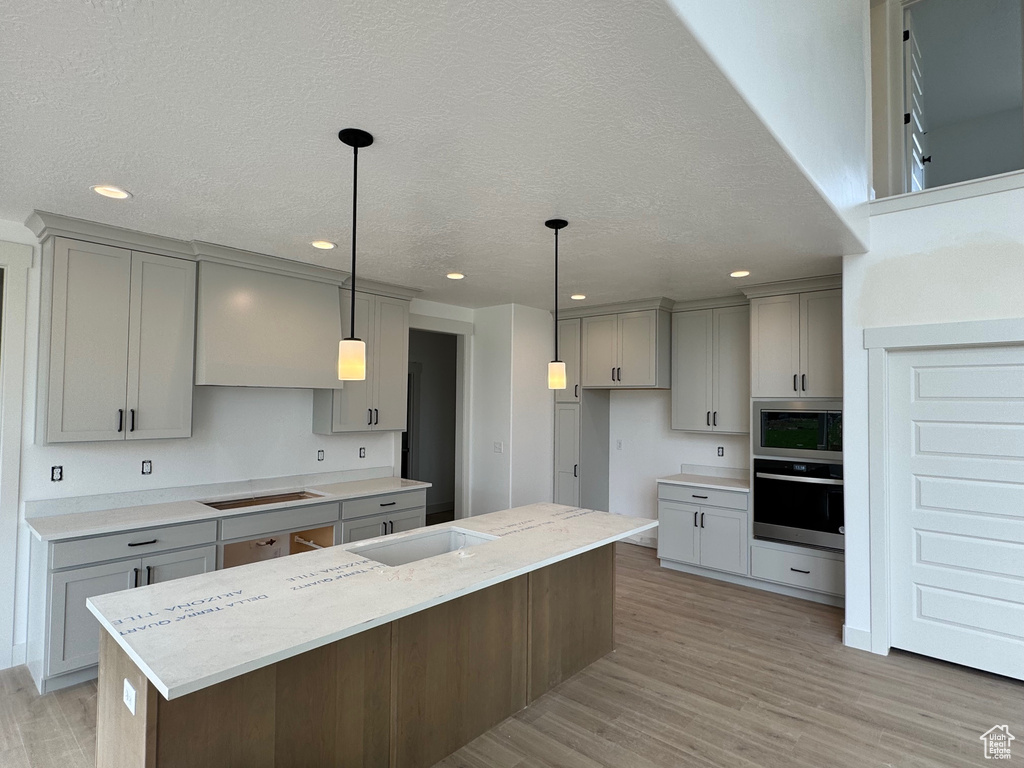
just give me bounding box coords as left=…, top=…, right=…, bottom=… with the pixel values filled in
left=730, top=270, right=750, bottom=278
left=91, top=185, right=131, bottom=200
left=570, top=294, right=586, bottom=300
left=447, top=272, right=465, bottom=280
left=311, top=240, right=337, bottom=250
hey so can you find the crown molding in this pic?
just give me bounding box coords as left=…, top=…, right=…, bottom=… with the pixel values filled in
left=671, top=294, right=748, bottom=312
left=27, top=211, right=194, bottom=260
left=557, top=296, right=673, bottom=319
left=191, top=241, right=350, bottom=286
left=347, top=277, right=420, bottom=301
left=740, top=274, right=841, bottom=300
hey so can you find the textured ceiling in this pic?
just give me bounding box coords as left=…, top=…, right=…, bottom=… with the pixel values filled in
left=0, top=0, right=856, bottom=309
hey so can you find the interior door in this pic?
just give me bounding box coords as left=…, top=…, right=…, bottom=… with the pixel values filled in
left=712, top=305, right=750, bottom=432
left=888, top=345, right=1024, bottom=680
left=671, top=310, right=712, bottom=431
left=372, top=296, right=410, bottom=430
left=47, top=238, right=132, bottom=442
left=554, top=403, right=580, bottom=506
left=617, top=311, right=657, bottom=387
left=126, top=252, right=196, bottom=440
left=333, top=291, right=374, bottom=431
left=48, top=559, right=139, bottom=675
left=750, top=294, right=800, bottom=398
left=799, top=290, right=842, bottom=398
left=580, top=315, right=617, bottom=387
left=657, top=501, right=699, bottom=565
left=903, top=9, right=928, bottom=192
left=143, top=545, right=216, bottom=585
left=556, top=319, right=581, bottom=403
left=698, top=508, right=748, bottom=575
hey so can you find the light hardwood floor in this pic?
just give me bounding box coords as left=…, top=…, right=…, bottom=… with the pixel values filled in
left=2, top=543, right=1020, bottom=767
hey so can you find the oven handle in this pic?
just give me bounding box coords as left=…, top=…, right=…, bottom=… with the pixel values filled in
left=755, top=472, right=843, bottom=486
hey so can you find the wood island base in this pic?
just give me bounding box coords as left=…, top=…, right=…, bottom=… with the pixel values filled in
left=96, top=544, right=615, bottom=768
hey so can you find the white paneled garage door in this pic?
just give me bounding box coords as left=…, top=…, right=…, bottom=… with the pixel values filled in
left=888, top=345, right=1024, bottom=680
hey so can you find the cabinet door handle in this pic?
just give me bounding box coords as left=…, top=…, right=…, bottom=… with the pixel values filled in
left=389, top=520, right=394, bottom=534
left=692, top=494, right=708, bottom=499
left=132, top=568, right=140, bottom=588
left=616, top=367, right=622, bottom=381
left=700, top=513, right=705, bottom=528
left=379, top=501, right=396, bottom=507
left=367, top=409, right=373, bottom=425
left=790, top=567, right=810, bottom=574
left=374, top=408, right=379, bottom=425
left=793, top=374, right=798, bottom=392
left=128, top=539, right=158, bottom=547
left=693, top=511, right=698, bottom=527
left=706, top=411, right=711, bottom=426
left=130, top=409, right=136, bottom=432
left=801, top=374, right=807, bottom=391
left=574, top=384, right=579, bottom=398
left=611, top=367, right=615, bottom=382
left=146, top=565, right=153, bottom=585
left=381, top=521, right=387, bottom=536
left=117, top=409, right=124, bottom=433
left=573, top=464, right=578, bottom=478
left=713, top=411, right=717, bottom=427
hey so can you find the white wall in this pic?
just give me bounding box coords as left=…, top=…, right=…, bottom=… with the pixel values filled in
left=842, top=187, right=1024, bottom=636
left=408, top=329, right=457, bottom=511
left=669, top=0, right=871, bottom=245
left=608, top=390, right=748, bottom=526
left=926, top=108, right=1024, bottom=189
left=510, top=305, right=554, bottom=508
left=468, top=305, right=513, bottom=514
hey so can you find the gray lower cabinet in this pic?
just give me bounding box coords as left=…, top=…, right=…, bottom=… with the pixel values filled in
left=342, top=507, right=425, bottom=543
left=46, top=544, right=216, bottom=678
left=657, top=484, right=749, bottom=576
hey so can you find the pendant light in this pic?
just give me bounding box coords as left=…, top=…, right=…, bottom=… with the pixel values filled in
left=337, top=128, right=374, bottom=380
left=546, top=218, right=568, bottom=390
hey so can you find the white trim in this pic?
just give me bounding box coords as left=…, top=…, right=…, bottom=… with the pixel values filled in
left=739, top=274, right=842, bottom=300
left=409, top=313, right=474, bottom=337
left=556, top=297, right=673, bottom=320
left=0, top=241, right=31, bottom=670
left=192, top=240, right=351, bottom=286
left=842, top=624, right=874, bottom=652
left=864, top=318, right=1024, bottom=350
left=870, top=169, right=1024, bottom=215
left=659, top=559, right=845, bottom=607
left=26, top=211, right=193, bottom=260
left=670, top=294, right=748, bottom=312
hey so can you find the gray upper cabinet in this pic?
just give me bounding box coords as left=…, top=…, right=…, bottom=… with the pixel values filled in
left=46, top=238, right=196, bottom=443
left=672, top=306, right=750, bottom=433
left=580, top=309, right=670, bottom=388
left=554, top=402, right=580, bottom=506
left=555, top=319, right=581, bottom=403
left=313, top=291, right=410, bottom=433
left=750, top=290, right=841, bottom=398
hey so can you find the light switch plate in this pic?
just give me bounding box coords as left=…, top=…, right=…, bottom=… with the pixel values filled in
left=717, top=447, right=724, bottom=457
left=123, top=678, right=136, bottom=715
left=51, top=466, right=63, bottom=482
left=359, top=447, right=366, bottom=459
left=317, top=450, right=325, bottom=461
left=141, top=460, right=152, bottom=475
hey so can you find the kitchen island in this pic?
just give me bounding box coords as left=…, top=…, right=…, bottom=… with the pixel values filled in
left=88, top=503, right=656, bottom=768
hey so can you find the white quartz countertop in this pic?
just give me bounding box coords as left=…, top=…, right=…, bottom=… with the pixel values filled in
left=87, top=504, right=656, bottom=700
left=27, top=477, right=431, bottom=541
left=657, top=472, right=750, bottom=493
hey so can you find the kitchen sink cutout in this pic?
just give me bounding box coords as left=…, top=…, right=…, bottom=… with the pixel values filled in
left=204, top=490, right=325, bottom=511
left=349, top=527, right=498, bottom=567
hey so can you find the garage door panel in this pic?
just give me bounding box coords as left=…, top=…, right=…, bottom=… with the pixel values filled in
left=915, top=422, right=1024, bottom=460
left=917, top=530, right=1024, bottom=580
left=917, top=586, right=1024, bottom=640
left=916, top=476, right=1024, bottom=519
left=915, top=364, right=1024, bottom=400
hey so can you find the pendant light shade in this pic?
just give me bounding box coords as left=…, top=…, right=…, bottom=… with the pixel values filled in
left=338, top=128, right=374, bottom=381
left=545, top=218, right=569, bottom=390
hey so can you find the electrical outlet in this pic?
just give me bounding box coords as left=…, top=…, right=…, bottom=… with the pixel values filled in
left=141, top=460, right=152, bottom=475
left=359, top=447, right=366, bottom=459
left=616, top=439, right=622, bottom=451
left=51, top=466, right=63, bottom=482
left=317, top=450, right=325, bottom=461
left=123, top=678, right=136, bottom=715
left=493, top=441, right=503, bottom=454
left=717, top=447, right=724, bottom=457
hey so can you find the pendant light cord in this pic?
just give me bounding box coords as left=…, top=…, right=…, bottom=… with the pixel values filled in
left=348, top=145, right=358, bottom=340
left=553, top=226, right=559, bottom=362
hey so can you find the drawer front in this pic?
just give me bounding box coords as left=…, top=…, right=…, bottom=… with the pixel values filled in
left=221, top=502, right=340, bottom=541
left=750, top=545, right=844, bottom=595
left=657, top=483, right=748, bottom=511
left=342, top=490, right=426, bottom=521
left=51, top=521, right=218, bottom=570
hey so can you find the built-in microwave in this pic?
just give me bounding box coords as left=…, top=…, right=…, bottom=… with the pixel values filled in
left=753, top=400, right=842, bottom=462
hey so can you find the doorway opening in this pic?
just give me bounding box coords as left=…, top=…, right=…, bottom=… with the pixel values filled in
left=403, top=329, right=458, bottom=526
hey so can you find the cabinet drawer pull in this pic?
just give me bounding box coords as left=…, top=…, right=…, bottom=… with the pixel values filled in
left=691, top=494, right=708, bottom=499
left=146, top=565, right=153, bottom=584
left=130, top=408, right=136, bottom=432
left=127, top=539, right=158, bottom=547
left=693, top=511, right=698, bottom=527
left=132, top=568, right=140, bottom=588
left=379, top=501, right=397, bottom=507
left=117, top=409, right=124, bottom=433
left=790, top=567, right=810, bottom=574
left=700, top=513, right=705, bottom=528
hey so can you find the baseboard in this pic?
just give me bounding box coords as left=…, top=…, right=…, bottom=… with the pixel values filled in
left=842, top=625, right=873, bottom=652
left=659, top=558, right=844, bottom=607
left=11, top=642, right=25, bottom=667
